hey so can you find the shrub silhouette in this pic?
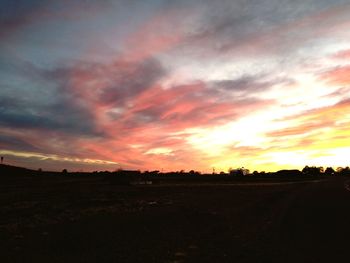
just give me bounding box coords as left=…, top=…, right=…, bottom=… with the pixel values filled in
left=325, top=167, right=335, bottom=176
left=302, top=166, right=323, bottom=176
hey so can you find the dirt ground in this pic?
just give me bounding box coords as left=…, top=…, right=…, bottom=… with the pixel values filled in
left=1, top=172, right=350, bottom=262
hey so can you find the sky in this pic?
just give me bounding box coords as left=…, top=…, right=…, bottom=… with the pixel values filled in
left=0, top=0, right=350, bottom=172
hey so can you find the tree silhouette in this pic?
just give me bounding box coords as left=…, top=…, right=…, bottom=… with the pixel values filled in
left=229, top=167, right=249, bottom=176
left=324, top=167, right=335, bottom=176
left=337, top=167, right=350, bottom=175
left=302, top=166, right=323, bottom=176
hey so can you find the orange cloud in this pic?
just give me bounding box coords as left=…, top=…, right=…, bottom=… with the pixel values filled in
left=268, top=99, right=350, bottom=136
left=321, top=65, right=350, bottom=86
left=267, top=121, right=334, bottom=137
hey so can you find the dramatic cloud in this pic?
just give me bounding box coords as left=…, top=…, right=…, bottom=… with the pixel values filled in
left=0, top=94, right=97, bottom=135
left=1, top=0, right=350, bottom=172
left=320, top=65, right=350, bottom=86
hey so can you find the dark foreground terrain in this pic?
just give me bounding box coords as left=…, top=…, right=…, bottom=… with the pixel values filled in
left=1, top=166, right=350, bottom=262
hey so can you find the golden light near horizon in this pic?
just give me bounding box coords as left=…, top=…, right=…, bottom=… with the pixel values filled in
left=184, top=67, right=350, bottom=172
left=0, top=1, right=350, bottom=172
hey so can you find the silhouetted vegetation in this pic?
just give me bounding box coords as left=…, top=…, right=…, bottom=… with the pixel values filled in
left=324, top=167, right=335, bottom=176
left=228, top=167, right=250, bottom=177
left=1, top=163, right=349, bottom=186
left=337, top=166, right=350, bottom=176
left=302, top=166, right=323, bottom=176
left=275, top=169, right=303, bottom=177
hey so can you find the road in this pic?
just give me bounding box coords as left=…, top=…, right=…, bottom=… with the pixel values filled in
left=1, top=176, right=350, bottom=262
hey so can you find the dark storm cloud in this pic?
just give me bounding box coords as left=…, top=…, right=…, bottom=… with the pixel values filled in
left=0, top=57, right=101, bottom=136
left=210, top=75, right=294, bottom=96
left=0, top=53, right=168, bottom=139
left=98, top=58, right=166, bottom=105
left=0, top=134, right=38, bottom=152
left=0, top=94, right=98, bottom=135
left=39, top=56, right=166, bottom=105
left=0, top=0, right=114, bottom=39
left=0, top=54, right=40, bottom=78
left=0, top=0, right=43, bottom=38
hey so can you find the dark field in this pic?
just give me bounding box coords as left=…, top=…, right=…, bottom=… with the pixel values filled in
left=1, top=167, right=350, bottom=262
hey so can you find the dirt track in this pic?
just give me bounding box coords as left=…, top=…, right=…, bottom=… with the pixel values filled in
left=1, top=175, right=350, bottom=262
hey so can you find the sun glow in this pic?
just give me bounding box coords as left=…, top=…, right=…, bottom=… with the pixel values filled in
left=1, top=1, right=350, bottom=172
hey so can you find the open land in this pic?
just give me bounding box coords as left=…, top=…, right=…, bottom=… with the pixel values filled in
left=1, top=165, right=350, bottom=262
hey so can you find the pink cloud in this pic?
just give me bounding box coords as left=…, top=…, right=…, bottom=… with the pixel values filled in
left=56, top=57, right=274, bottom=170
left=0, top=5, right=280, bottom=171
left=122, top=9, right=187, bottom=62
left=331, top=49, right=350, bottom=60
left=320, top=65, right=350, bottom=86
left=266, top=99, right=350, bottom=139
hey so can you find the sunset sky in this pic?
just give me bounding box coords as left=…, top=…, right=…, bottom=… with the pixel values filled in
left=1, top=0, right=350, bottom=172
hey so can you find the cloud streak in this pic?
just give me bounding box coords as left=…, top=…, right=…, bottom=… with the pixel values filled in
left=1, top=0, right=350, bottom=171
